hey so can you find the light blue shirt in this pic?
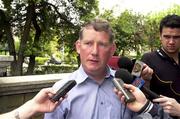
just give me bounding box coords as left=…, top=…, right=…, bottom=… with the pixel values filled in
left=44, top=65, right=135, bottom=119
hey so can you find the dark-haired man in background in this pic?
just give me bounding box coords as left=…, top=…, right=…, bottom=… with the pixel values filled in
left=141, top=14, right=180, bottom=118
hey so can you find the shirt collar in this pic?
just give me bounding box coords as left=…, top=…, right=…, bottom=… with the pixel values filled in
left=74, top=65, right=115, bottom=85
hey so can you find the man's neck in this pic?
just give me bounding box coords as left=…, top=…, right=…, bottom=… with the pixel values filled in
left=162, top=48, right=179, bottom=64
left=85, top=69, right=108, bottom=83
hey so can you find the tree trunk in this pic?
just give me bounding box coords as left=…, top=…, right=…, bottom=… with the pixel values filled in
left=5, top=25, right=18, bottom=75
left=16, top=1, right=34, bottom=75
left=26, top=2, right=41, bottom=75
left=0, top=9, right=18, bottom=75
left=26, top=55, right=35, bottom=75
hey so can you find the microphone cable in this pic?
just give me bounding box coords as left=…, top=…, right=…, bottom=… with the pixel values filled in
left=121, top=102, right=128, bottom=119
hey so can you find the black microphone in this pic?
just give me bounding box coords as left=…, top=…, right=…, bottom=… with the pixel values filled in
left=131, top=60, right=160, bottom=99
left=113, top=69, right=136, bottom=103
left=117, top=56, right=134, bottom=72
left=108, top=56, right=134, bottom=71
left=117, top=68, right=160, bottom=99
left=50, top=80, right=77, bottom=102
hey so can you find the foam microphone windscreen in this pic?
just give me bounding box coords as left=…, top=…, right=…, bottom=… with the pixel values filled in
left=117, top=56, right=134, bottom=72
left=115, top=68, right=134, bottom=84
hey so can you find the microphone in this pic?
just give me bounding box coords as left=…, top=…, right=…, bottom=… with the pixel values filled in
left=132, top=77, right=160, bottom=99
left=117, top=56, right=134, bottom=72
left=50, top=80, right=77, bottom=102
left=113, top=69, right=136, bottom=103
left=131, top=60, right=160, bottom=99
left=108, top=56, right=134, bottom=71
left=117, top=67, right=160, bottom=99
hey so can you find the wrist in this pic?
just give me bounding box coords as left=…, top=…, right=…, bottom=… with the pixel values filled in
left=16, top=100, right=36, bottom=119
left=137, top=100, right=153, bottom=114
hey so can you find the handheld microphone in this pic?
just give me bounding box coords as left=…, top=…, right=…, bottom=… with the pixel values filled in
left=117, top=56, right=134, bottom=72
left=131, top=60, right=160, bottom=99
left=50, top=80, right=77, bottom=102
left=117, top=65, right=160, bottom=99
left=132, top=77, right=160, bottom=99
left=108, top=56, right=134, bottom=71
left=116, top=57, right=160, bottom=99
left=113, top=69, right=136, bottom=103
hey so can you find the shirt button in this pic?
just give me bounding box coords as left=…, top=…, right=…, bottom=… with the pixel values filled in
left=101, top=102, right=103, bottom=105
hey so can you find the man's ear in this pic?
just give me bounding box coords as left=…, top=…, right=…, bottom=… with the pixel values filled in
left=75, top=39, right=81, bottom=54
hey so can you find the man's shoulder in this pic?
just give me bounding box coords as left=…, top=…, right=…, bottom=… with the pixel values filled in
left=142, top=51, right=156, bottom=58
left=141, top=51, right=158, bottom=65
left=52, top=70, right=79, bottom=90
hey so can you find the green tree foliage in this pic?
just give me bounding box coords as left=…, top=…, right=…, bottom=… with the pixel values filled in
left=1, top=0, right=180, bottom=76
left=100, top=5, right=180, bottom=59
left=143, top=4, right=180, bottom=52
left=100, top=10, right=146, bottom=58
left=0, top=0, right=99, bottom=75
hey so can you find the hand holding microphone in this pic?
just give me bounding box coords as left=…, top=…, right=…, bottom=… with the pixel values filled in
left=117, top=57, right=159, bottom=99
left=131, top=60, right=160, bottom=99
left=50, top=80, right=77, bottom=102
left=114, top=69, right=155, bottom=114
left=113, top=69, right=135, bottom=103
left=115, top=83, right=148, bottom=112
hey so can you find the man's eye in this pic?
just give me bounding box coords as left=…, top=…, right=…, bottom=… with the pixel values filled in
left=164, top=35, right=171, bottom=39
left=84, top=42, right=92, bottom=45
left=99, top=43, right=108, bottom=48
left=173, top=36, right=180, bottom=40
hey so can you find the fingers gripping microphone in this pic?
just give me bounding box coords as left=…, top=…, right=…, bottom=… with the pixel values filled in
left=118, top=61, right=160, bottom=99
left=113, top=69, right=136, bottom=103
left=50, top=80, right=77, bottom=102
left=116, top=56, right=160, bottom=99
left=132, top=77, right=160, bottom=99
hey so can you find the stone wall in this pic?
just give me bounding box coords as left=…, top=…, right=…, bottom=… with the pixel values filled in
left=0, top=73, right=70, bottom=119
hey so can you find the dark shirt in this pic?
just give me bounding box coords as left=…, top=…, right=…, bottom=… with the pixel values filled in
left=141, top=48, right=180, bottom=103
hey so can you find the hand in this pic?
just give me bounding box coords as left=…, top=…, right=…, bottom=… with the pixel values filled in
left=114, top=84, right=148, bottom=112
left=30, top=87, right=64, bottom=113
left=0, top=88, right=65, bottom=119
left=141, top=64, right=153, bottom=80
left=153, top=95, right=180, bottom=117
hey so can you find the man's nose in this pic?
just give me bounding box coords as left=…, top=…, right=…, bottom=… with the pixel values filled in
left=91, top=44, right=98, bottom=55
left=168, top=38, right=176, bottom=43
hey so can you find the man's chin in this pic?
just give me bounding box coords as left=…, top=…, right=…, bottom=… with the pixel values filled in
left=86, top=67, right=100, bottom=73
left=167, top=50, right=178, bottom=54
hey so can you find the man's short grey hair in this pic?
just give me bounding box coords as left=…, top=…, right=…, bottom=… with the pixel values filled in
left=79, top=19, right=114, bottom=43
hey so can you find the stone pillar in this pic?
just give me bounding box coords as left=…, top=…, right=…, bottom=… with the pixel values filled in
left=0, top=55, right=14, bottom=76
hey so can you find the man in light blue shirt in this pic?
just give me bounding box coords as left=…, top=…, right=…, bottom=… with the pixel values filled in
left=45, top=65, right=135, bottom=119
left=44, top=19, right=155, bottom=119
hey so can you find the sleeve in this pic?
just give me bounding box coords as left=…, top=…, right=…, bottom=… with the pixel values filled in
left=141, top=53, right=152, bottom=89
left=134, top=103, right=173, bottom=119
left=44, top=102, right=68, bottom=119
left=151, top=103, right=173, bottom=119
left=44, top=79, right=70, bottom=119
left=141, top=53, right=154, bottom=67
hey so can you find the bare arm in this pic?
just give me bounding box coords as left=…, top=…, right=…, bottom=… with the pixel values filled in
left=0, top=88, right=64, bottom=119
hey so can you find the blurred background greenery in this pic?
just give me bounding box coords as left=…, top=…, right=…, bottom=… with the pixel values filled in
left=0, top=0, right=180, bottom=75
